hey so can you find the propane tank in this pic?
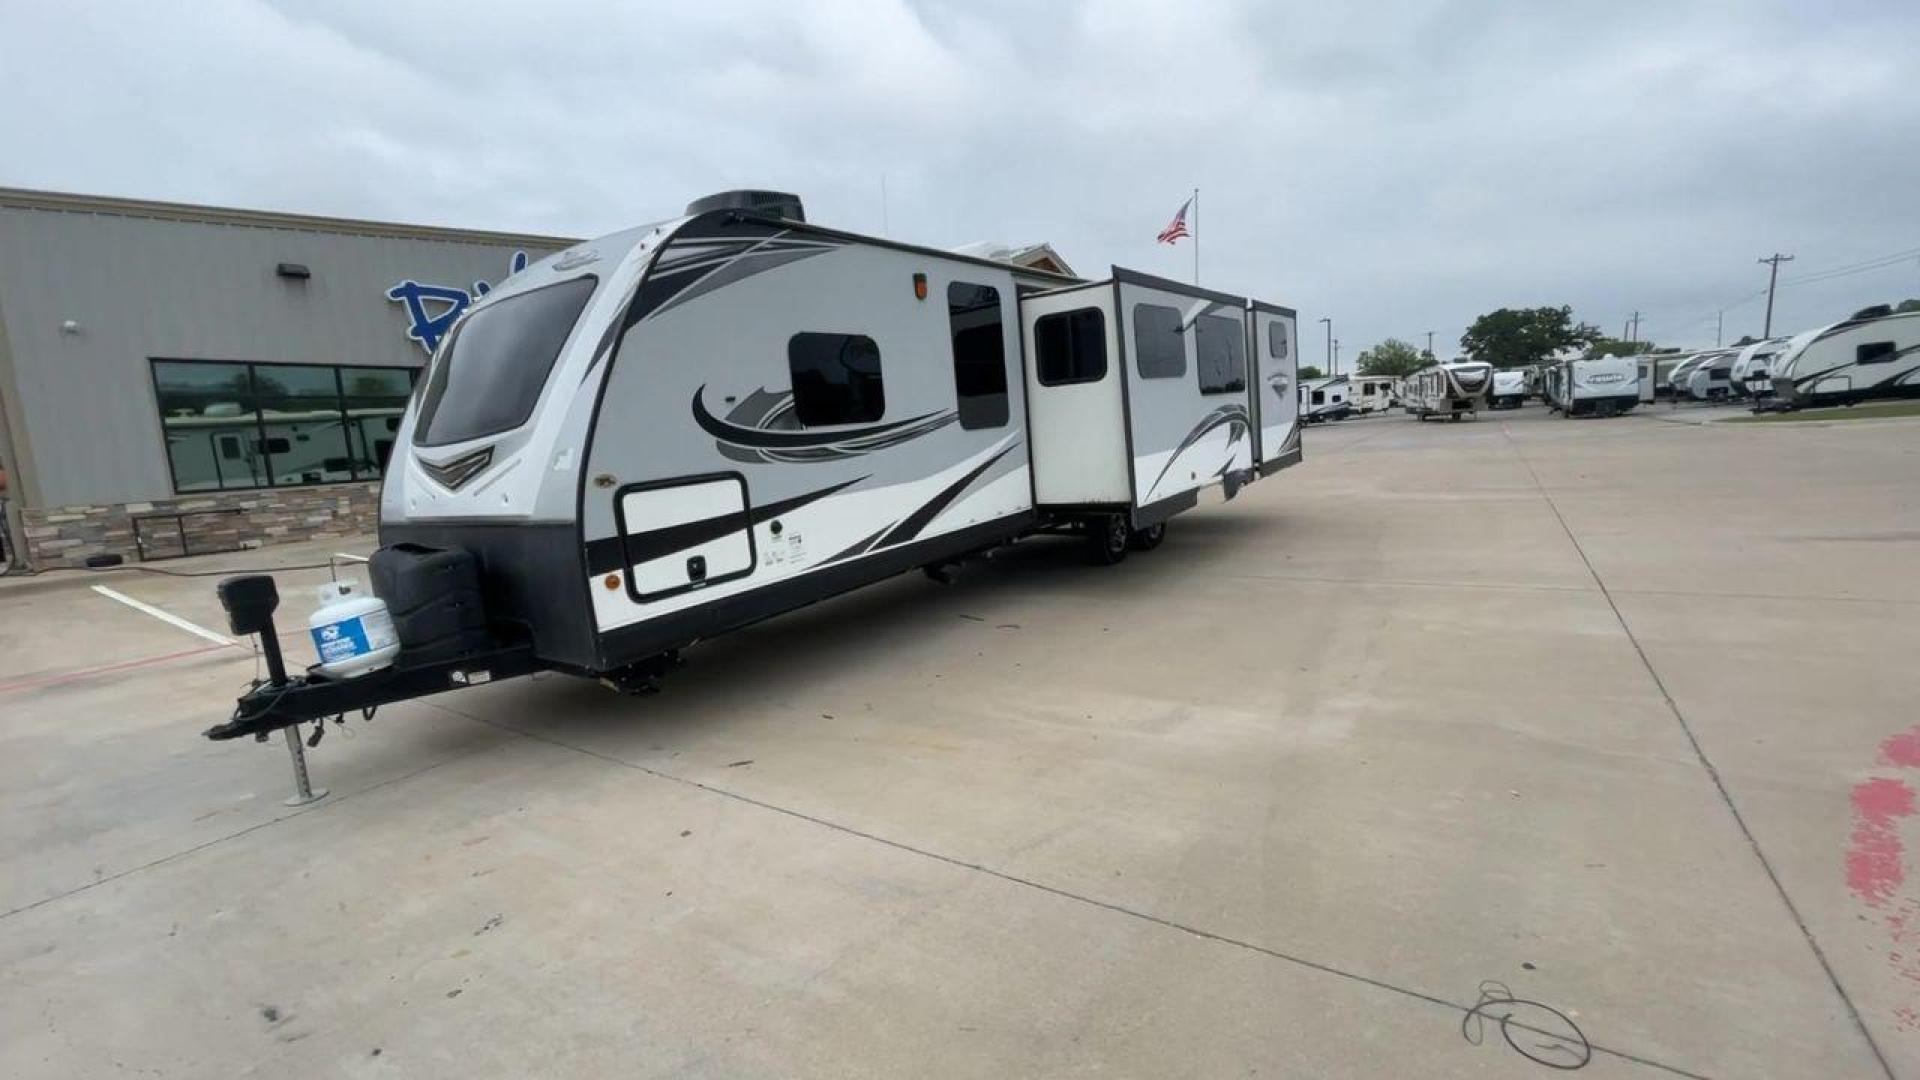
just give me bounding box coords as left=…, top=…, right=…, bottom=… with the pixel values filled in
left=307, top=579, right=400, bottom=677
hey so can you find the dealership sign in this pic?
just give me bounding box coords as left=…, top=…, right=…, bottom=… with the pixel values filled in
left=386, top=250, right=528, bottom=354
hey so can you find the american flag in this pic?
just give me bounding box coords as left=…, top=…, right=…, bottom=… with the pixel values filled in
left=1157, top=197, right=1192, bottom=244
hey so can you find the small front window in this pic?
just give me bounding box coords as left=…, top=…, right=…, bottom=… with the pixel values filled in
left=1269, top=321, right=1290, bottom=360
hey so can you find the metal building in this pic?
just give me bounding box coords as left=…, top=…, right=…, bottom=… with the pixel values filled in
left=0, top=188, right=572, bottom=569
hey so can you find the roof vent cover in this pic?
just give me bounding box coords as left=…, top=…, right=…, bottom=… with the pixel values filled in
left=685, top=190, right=806, bottom=222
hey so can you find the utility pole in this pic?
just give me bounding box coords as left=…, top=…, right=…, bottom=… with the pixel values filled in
left=1318, top=316, right=1332, bottom=375
left=1333, top=339, right=1340, bottom=374
left=1758, top=253, right=1794, bottom=337
left=1715, top=310, right=1723, bottom=347
left=1626, top=311, right=1642, bottom=344
left=1425, top=330, right=1435, bottom=356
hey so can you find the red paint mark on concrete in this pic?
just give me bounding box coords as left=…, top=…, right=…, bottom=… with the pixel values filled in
left=1847, top=778, right=1916, bottom=908
left=1882, top=726, right=1920, bottom=770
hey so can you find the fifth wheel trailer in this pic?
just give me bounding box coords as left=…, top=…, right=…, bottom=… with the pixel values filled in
left=205, top=190, right=1303, bottom=750
left=1770, top=306, right=1920, bottom=408
left=1403, top=360, right=1492, bottom=420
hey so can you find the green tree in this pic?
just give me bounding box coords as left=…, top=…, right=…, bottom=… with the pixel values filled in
left=1588, top=337, right=1652, bottom=359
left=1895, top=298, right=1920, bottom=314
left=1298, top=364, right=1325, bottom=380
left=1356, top=338, right=1426, bottom=378
left=1459, top=306, right=1601, bottom=369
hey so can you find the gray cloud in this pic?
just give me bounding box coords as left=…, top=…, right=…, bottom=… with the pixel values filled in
left=3, top=0, right=1914, bottom=359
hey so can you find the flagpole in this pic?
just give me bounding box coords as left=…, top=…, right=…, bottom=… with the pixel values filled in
left=1192, top=187, right=1200, bottom=285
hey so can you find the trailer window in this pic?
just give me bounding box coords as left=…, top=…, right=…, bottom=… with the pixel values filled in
left=414, top=276, right=596, bottom=447
left=948, top=283, right=1008, bottom=429
left=1035, top=308, right=1107, bottom=386
left=1132, top=304, right=1186, bottom=379
left=1195, top=314, right=1246, bottom=394
left=1269, top=321, right=1290, bottom=360
left=789, top=333, right=886, bottom=425
left=1858, top=341, right=1897, bottom=364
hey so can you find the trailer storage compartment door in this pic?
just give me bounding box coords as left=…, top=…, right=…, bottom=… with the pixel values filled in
left=614, top=474, right=755, bottom=601
left=1249, top=300, right=1301, bottom=473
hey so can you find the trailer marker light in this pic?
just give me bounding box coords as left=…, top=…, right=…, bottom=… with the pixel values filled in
left=913, top=272, right=928, bottom=300
left=603, top=573, right=622, bottom=590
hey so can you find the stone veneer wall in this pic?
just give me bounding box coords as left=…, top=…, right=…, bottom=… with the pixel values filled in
left=19, top=482, right=381, bottom=569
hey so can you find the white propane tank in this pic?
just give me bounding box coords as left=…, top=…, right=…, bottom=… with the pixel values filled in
left=308, top=580, right=400, bottom=677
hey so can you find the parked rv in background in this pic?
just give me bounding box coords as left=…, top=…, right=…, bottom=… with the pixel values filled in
left=1770, top=306, right=1920, bottom=408
left=1300, top=375, right=1353, bottom=422
left=1404, top=360, right=1492, bottom=421
left=1489, top=369, right=1528, bottom=409
left=1546, top=355, right=1639, bottom=417
left=1348, top=375, right=1400, bottom=415
left=1730, top=337, right=1789, bottom=399
left=1682, top=349, right=1740, bottom=402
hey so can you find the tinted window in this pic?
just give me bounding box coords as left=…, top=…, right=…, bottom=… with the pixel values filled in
left=1132, top=304, right=1185, bottom=379
left=948, top=283, right=1008, bottom=429
left=1269, top=320, right=1290, bottom=360
left=789, top=333, right=885, bottom=425
left=1312, top=390, right=1325, bottom=405
left=1035, top=308, right=1107, bottom=386
left=152, top=360, right=416, bottom=493
left=1195, top=313, right=1247, bottom=394
left=1859, top=341, right=1897, bottom=364
left=414, top=276, right=596, bottom=447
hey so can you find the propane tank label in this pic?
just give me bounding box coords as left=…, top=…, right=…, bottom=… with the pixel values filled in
left=312, top=616, right=372, bottom=664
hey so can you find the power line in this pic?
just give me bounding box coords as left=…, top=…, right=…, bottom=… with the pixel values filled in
left=1778, top=247, right=1920, bottom=289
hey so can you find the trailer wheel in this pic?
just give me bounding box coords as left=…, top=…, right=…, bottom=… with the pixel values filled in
left=1127, top=522, right=1167, bottom=552
left=1087, top=515, right=1130, bottom=566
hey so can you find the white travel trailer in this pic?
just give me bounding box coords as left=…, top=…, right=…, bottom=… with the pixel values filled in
left=1546, top=355, right=1639, bottom=417
left=204, top=190, right=1304, bottom=748
left=1682, top=349, right=1741, bottom=401
left=1770, top=306, right=1920, bottom=408
left=1488, top=369, right=1528, bottom=409
left=1403, top=360, right=1492, bottom=420
left=1348, top=374, right=1400, bottom=414
left=1730, top=337, right=1790, bottom=399
left=1299, top=375, right=1353, bottom=422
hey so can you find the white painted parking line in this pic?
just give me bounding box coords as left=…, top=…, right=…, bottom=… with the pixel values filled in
left=90, top=585, right=234, bottom=647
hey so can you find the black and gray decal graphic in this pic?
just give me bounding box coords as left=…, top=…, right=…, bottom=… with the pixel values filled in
left=692, top=386, right=957, bottom=464
left=826, top=443, right=1020, bottom=565
left=1267, top=371, right=1293, bottom=401
left=584, top=476, right=866, bottom=577
left=626, top=220, right=847, bottom=326
left=1144, top=403, right=1249, bottom=499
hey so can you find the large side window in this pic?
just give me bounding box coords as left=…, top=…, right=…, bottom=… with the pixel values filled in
left=789, top=332, right=885, bottom=425
left=152, top=360, right=416, bottom=493
left=1132, top=304, right=1185, bottom=379
left=1858, top=341, right=1897, bottom=364
left=1195, top=313, right=1247, bottom=394
left=948, top=283, right=1008, bottom=429
left=1035, top=308, right=1107, bottom=386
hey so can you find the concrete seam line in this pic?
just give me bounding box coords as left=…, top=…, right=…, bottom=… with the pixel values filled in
left=1500, top=426, right=1895, bottom=1080
left=0, top=738, right=509, bottom=924
left=478, top=716, right=1709, bottom=1080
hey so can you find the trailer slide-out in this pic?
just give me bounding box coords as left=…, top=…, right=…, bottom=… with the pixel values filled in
left=207, top=190, right=1304, bottom=761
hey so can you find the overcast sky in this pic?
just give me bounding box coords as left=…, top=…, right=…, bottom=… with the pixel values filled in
left=3, top=0, right=1916, bottom=364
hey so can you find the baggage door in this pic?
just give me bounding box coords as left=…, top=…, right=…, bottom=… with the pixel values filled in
left=614, top=473, right=755, bottom=602
left=1250, top=302, right=1301, bottom=469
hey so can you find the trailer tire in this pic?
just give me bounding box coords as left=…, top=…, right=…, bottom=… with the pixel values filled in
left=1087, top=515, right=1130, bottom=566
left=1127, top=522, right=1167, bottom=552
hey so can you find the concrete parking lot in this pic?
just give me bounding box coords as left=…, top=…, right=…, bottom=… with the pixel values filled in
left=2, top=405, right=1916, bottom=1078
